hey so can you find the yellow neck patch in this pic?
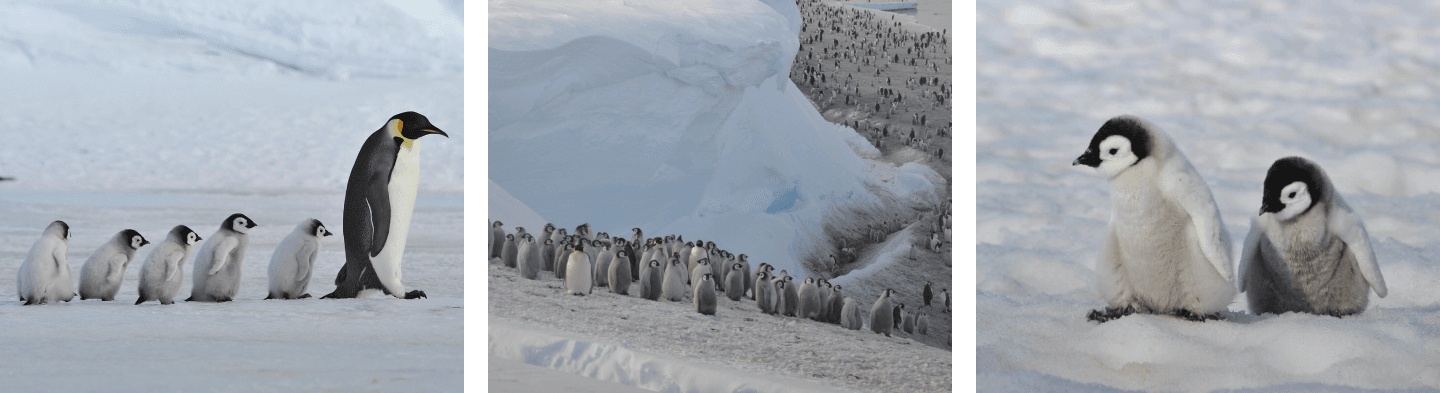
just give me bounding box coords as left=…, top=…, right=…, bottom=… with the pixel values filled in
left=390, top=118, right=415, bottom=148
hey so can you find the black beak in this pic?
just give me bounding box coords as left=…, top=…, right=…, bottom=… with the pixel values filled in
left=1259, top=200, right=1283, bottom=216
left=248, top=221, right=259, bottom=228
left=324, top=229, right=334, bottom=237
left=142, top=240, right=151, bottom=246
left=428, top=128, right=449, bottom=138
left=195, top=235, right=204, bottom=241
left=1073, top=150, right=1101, bottom=167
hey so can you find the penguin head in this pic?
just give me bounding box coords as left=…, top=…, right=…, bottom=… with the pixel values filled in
left=650, top=260, right=661, bottom=268
left=697, top=258, right=709, bottom=266
left=171, top=225, right=202, bottom=245
left=46, top=220, right=71, bottom=241
left=834, top=285, right=842, bottom=291
left=120, top=229, right=148, bottom=250
left=1074, top=116, right=1152, bottom=178
left=306, top=219, right=333, bottom=238
left=1262, top=156, right=1323, bottom=221
left=618, top=251, right=627, bottom=258
left=223, top=213, right=257, bottom=234
left=632, top=227, right=642, bottom=235
left=556, top=228, right=567, bottom=237
left=804, top=277, right=815, bottom=285
left=574, top=242, right=586, bottom=253
left=388, top=112, right=448, bottom=148
left=739, top=254, right=748, bottom=262
left=492, top=221, right=503, bottom=228
left=732, top=263, right=743, bottom=271
left=544, top=223, right=555, bottom=232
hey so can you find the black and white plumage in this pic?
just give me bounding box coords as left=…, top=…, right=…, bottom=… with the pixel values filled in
left=1239, top=157, right=1387, bottom=317
left=266, top=219, right=331, bottom=300
left=490, top=221, right=505, bottom=259
left=564, top=242, right=593, bottom=296
left=922, top=282, right=933, bottom=307
left=540, top=239, right=557, bottom=272
left=840, top=297, right=863, bottom=330
left=501, top=234, right=519, bottom=268
left=826, top=284, right=845, bottom=324
left=137, top=226, right=202, bottom=305
left=661, top=256, right=688, bottom=302
left=18, top=221, right=74, bottom=305
left=755, top=271, right=777, bottom=315
left=1074, top=116, right=1236, bottom=323
left=518, top=235, right=542, bottom=280
left=79, top=229, right=147, bottom=301
left=325, top=111, right=447, bottom=300
left=724, top=263, right=745, bottom=301
left=779, top=276, right=799, bottom=317
left=798, top=277, right=822, bottom=320
left=189, top=213, right=257, bottom=303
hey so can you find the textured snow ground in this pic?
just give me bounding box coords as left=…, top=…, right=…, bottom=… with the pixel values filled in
left=0, top=1, right=463, bottom=390
left=979, top=1, right=1440, bottom=391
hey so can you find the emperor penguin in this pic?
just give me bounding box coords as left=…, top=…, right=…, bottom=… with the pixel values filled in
left=550, top=227, right=567, bottom=247
left=538, top=223, right=556, bottom=250
left=798, top=277, right=822, bottom=320
left=575, top=223, right=594, bottom=243
left=1239, top=156, right=1387, bottom=317
left=902, top=307, right=916, bottom=334
left=540, top=239, right=557, bottom=272
left=17, top=221, right=75, bottom=305
left=780, top=275, right=800, bottom=317
left=755, top=270, right=777, bottom=314
left=617, top=238, right=638, bottom=281
left=79, top=229, right=148, bottom=301
left=695, top=273, right=718, bottom=315
left=137, top=226, right=202, bottom=305
left=661, top=256, right=688, bottom=302
left=840, top=297, right=862, bottom=330
left=594, top=244, right=615, bottom=287
left=501, top=234, right=518, bottom=268
left=489, top=221, right=505, bottom=259
left=923, top=282, right=933, bottom=307
left=738, top=254, right=753, bottom=299
left=188, top=213, right=258, bottom=302
left=564, top=242, right=593, bottom=296
left=685, top=242, right=704, bottom=281
left=629, top=228, right=644, bottom=256
left=724, top=263, right=745, bottom=301
left=871, top=289, right=895, bottom=336
left=940, top=288, right=950, bottom=313
left=584, top=239, right=601, bottom=268
left=893, top=303, right=904, bottom=329
left=827, top=284, right=846, bottom=324
left=554, top=243, right=574, bottom=280
left=324, top=111, right=447, bottom=300
left=690, top=258, right=713, bottom=292
left=917, top=312, right=929, bottom=335
left=609, top=250, right=632, bottom=295
left=640, top=243, right=658, bottom=276
left=1073, top=115, right=1236, bottom=322
left=518, top=234, right=541, bottom=280
left=639, top=259, right=664, bottom=300
left=266, top=219, right=331, bottom=300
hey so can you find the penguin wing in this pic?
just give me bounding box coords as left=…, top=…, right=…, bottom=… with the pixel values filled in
left=164, top=251, right=184, bottom=282
left=1161, top=164, right=1233, bottom=281
left=105, top=254, right=128, bottom=283
left=208, top=237, right=239, bottom=276
left=297, top=241, right=316, bottom=283
left=1329, top=198, right=1387, bottom=297
left=364, top=170, right=393, bottom=257
left=1236, top=216, right=1271, bottom=292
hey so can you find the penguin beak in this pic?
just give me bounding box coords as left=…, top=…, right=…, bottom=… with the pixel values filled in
left=1073, top=150, right=1101, bottom=167
left=323, top=229, right=333, bottom=237
left=247, top=220, right=258, bottom=229
left=1259, top=200, right=1283, bottom=216
left=195, top=235, right=204, bottom=241
left=426, top=128, right=449, bottom=138
left=142, top=239, right=151, bottom=246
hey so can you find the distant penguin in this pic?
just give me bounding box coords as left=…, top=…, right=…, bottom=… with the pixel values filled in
left=916, top=312, right=929, bottom=335
left=538, top=223, right=556, bottom=251
left=17, top=221, right=74, bottom=305
left=620, top=238, right=640, bottom=281
left=780, top=276, right=800, bottom=317
left=540, top=239, right=557, bottom=272
left=609, top=251, right=632, bottom=295
left=584, top=239, right=601, bottom=268
left=490, top=221, right=505, bottom=259
left=564, top=242, right=593, bottom=296
left=501, top=234, right=518, bottom=268
left=724, top=263, right=745, bottom=301
left=639, top=259, right=664, bottom=300
left=841, top=297, right=863, bottom=330
left=775, top=279, right=793, bottom=317
left=923, top=282, right=933, bottom=307
left=871, top=289, right=895, bottom=336
left=188, top=213, right=257, bottom=303
left=661, top=257, right=688, bottom=302
left=943, top=288, right=950, bottom=313
left=79, top=229, right=148, bottom=301
left=550, top=227, right=567, bottom=247
left=629, top=228, right=643, bottom=255
left=686, top=242, right=705, bottom=281
left=827, top=284, right=845, bottom=324
left=902, top=307, right=916, bottom=334
left=755, top=271, right=777, bottom=315
left=893, top=303, right=904, bottom=329
left=798, top=277, right=822, bottom=320
left=137, top=226, right=202, bottom=305
left=738, top=254, right=753, bottom=299
left=690, top=258, right=713, bottom=292
left=324, top=112, right=446, bottom=300
left=695, top=273, right=718, bottom=315
left=640, top=242, right=658, bottom=275
left=575, top=223, right=594, bottom=243
left=594, top=244, right=615, bottom=287
left=1239, top=157, right=1388, bottom=317
left=554, top=243, right=574, bottom=280
left=265, top=219, right=332, bottom=300
left=1074, top=116, right=1236, bottom=322
left=518, top=235, right=541, bottom=280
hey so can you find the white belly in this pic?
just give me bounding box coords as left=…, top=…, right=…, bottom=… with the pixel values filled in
left=371, top=143, right=421, bottom=296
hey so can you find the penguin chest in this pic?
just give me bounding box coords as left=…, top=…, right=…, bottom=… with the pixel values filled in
left=1267, top=217, right=1363, bottom=310
left=375, top=144, right=422, bottom=279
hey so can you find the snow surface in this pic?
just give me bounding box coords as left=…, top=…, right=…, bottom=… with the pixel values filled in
left=0, top=1, right=463, bottom=390
left=979, top=1, right=1440, bottom=390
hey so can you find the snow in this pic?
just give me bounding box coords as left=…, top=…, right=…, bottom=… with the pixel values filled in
left=0, top=1, right=462, bottom=390
left=979, top=1, right=1440, bottom=390
left=843, top=2, right=918, bottom=12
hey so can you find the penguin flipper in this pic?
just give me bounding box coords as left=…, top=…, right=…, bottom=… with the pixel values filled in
left=1237, top=216, right=1271, bottom=292
left=208, top=237, right=239, bottom=276
left=1163, top=163, right=1234, bottom=282
left=296, top=242, right=316, bottom=283
left=364, top=177, right=392, bottom=258
left=106, top=254, right=128, bottom=284
left=1329, top=198, right=1387, bottom=297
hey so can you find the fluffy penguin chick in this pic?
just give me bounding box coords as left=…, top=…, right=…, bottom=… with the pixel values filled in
left=724, top=263, right=745, bottom=301
left=917, top=312, right=929, bottom=335
left=755, top=271, right=777, bottom=314
left=661, top=257, right=688, bottom=302
left=594, top=244, right=615, bottom=287
left=870, top=289, right=895, bottom=336
left=694, top=273, right=718, bottom=315
left=189, top=213, right=257, bottom=302
left=267, top=219, right=331, bottom=300
left=501, top=234, right=518, bottom=268
left=798, top=277, right=822, bottom=320
left=564, top=243, right=593, bottom=296
left=18, top=221, right=74, bottom=305
left=902, top=308, right=916, bottom=334
left=1074, top=116, right=1236, bottom=323
left=780, top=276, right=800, bottom=317
left=639, top=259, right=663, bottom=300
left=1240, top=156, right=1387, bottom=317
left=79, top=229, right=147, bottom=301
left=609, top=251, right=631, bottom=295
left=540, top=239, right=556, bottom=272
left=841, top=297, right=862, bottom=330
left=519, top=235, right=541, bottom=280
left=137, top=226, right=202, bottom=305
left=490, top=221, right=505, bottom=259
left=827, top=285, right=846, bottom=324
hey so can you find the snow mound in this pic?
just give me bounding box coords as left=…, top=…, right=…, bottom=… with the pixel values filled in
left=488, top=179, right=547, bottom=234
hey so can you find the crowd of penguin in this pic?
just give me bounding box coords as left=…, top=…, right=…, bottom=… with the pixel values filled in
left=490, top=221, right=951, bottom=339
left=790, top=0, right=951, bottom=162
left=15, top=215, right=330, bottom=305
left=1076, top=115, right=1389, bottom=322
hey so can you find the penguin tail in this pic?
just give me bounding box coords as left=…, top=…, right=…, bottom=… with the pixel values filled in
left=135, top=298, right=146, bottom=305
left=264, top=293, right=276, bottom=300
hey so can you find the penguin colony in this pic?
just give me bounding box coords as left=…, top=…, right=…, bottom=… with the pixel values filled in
left=491, top=221, right=948, bottom=342
left=14, top=111, right=448, bottom=305
left=1075, top=115, right=1388, bottom=322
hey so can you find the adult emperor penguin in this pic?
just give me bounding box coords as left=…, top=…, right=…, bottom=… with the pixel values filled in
left=490, top=221, right=505, bottom=260
left=639, top=259, right=664, bottom=301
left=189, top=213, right=258, bottom=302
left=1239, top=157, right=1388, bottom=317
left=1073, top=115, right=1236, bottom=322
left=840, top=297, right=862, bottom=330
left=266, top=219, right=331, bottom=300
left=18, top=221, right=75, bottom=305
left=79, top=229, right=148, bottom=301
left=324, top=111, right=447, bottom=300
left=870, top=289, right=895, bottom=337
left=609, top=250, right=632, bottom=295
left=137, top=226, right=202, bottom=305
left=724, top=263, right=745, bottom=301
left=564, top=242, right=593, bottom=296
left=695, top=273, right=718, bottom=315
left=661, top=256, right=688, bottom=302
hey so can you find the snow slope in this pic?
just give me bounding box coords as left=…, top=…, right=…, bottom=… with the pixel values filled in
left=979, top=0, right=1440, bottom=390
left=488, top=0, right=938, bottom=277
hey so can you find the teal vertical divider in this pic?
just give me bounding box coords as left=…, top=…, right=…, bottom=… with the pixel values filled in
left=950, top=1, right=973, bottom=388
left=466, top=1, right=489, bottom=388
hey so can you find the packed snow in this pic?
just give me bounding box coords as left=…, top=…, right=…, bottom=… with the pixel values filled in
left=979, top=0, right=1440, bottom=390
left=0, top=1, right=463, bottom=390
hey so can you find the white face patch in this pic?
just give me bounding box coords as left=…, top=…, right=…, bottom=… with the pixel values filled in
left=1095, top=135, right=1138, bottom=178
left=187, top=233, right=199, bottom=245
left=234, top=218, right=250, bottom=234
left=131, top=236, right=145, bottom=249
left=1275, top=181, right=1312, bottom=221
left=316, top=226, right=327, bottom=237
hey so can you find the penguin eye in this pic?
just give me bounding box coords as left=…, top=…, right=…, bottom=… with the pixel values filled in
left=1287, top=192, right=1295, bottom=199
left=1108, top=148, right=1117, bottom=155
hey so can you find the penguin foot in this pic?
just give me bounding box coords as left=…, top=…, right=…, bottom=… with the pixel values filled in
left=298, top=293, right=312, bottom=299
left=215, top=296, right=233, bottom=303
left=403, top=290, right=427, bottom=299
left=1171, top=309, right=1222, bottom=322
left=1086, top=305, right=1138, bottom=323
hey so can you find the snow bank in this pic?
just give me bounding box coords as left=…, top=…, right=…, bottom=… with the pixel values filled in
left=488, top=179, right=547, bottom=234
left=489, top=0, right=891, bottom=276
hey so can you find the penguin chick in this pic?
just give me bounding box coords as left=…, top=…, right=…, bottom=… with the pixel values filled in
left=609, top=250, right=632, bottom=295
left=501, top=234, right=519, bottom=268
left=780, top=276, right=800, bottom=317
left=18, top=221, right=74, bottom=305
left=694, top=273, right=718, bottom=316
left=594, top=244, right=615, bottom=287
left=661, top=256, right=688, bottom=302
left=841, top=297, right=863, bottom=330
left=724, top=263, right=745, bottom=301
left=490, top=221, right=505, bottom=260
left=902, top=307, right=916, bottom=334
left=1074, top=116, right=1236, bottom=323
left=755, top=270, right=777, bottom=315
left=518, top=234, right=541, bottom=280
left=137, top=226, right=202, bottom=305
left=870, top=289, right=895, bottom=337
left=540, top=239, right=557, bottom=272
left=639, top=259, right=664, bottom=301
left=266, top=219, right=331, bottom=300
left=1239, top=156, right=1387, bottom=317
left=798, top=277, right=822, bottom=320
left=827, top=284, right=846, bottom=324
left=79, top=229, right=148, bottom=301
left=188, top=213, right=257, bottom=303
left=917, top=312, right=929, bottom=335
